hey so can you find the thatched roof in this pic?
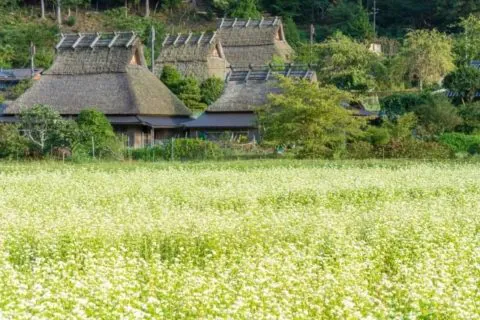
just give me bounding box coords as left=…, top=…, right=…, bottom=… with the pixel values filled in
left=208, top=65, right=316, bottom=112
left=216, top=17, right=294, bottom=67
left=6, top=32, right=191, bottom=117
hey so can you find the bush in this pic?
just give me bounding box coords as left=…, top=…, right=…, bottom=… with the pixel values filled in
left=160, top=65, right=182, bottom=94
left=65, top=16, right=76, bottom=27
left=457, top=102, right=480, bottom=134
left=439, top=132, right=480, bottom=154
left=380, top=138, right=453, bottom=159
left=164, top=139, right=222, bottom=161
left=380, top=93, right=427, bottom=120
left=413, top=95, right=462, bottom=136
left=178, top=77, right=206, bottom=111
left=128, top=145, right=165, bottom=161
left=347, top=141, right=374, bottom=159
left=0, top=124, right=28, bottom=159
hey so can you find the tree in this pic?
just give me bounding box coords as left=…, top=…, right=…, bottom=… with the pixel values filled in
left=201, top=77, right=224, bottom=105
left=19, top=105, right=76, bottom=154
left=394, top=29, right=454, bottom=90
left=230, top=0, right=261, bottom=19
left=443, top=65, right=480, bottom=104
left=56, top=0, right=62, bottom=26
left=160, top=65, right=182, bottom=94
left=327, top=1, right=373, bottom=41
left=40, top=0, right=45, bottom=19
left=145, top=0, right=149, bottom=17
left=298, top=32, right=383, bottom=91
left=380, top=93, right=428, bottom=120
left=454, top=15, right=480, bottom=65
left=178, top=77, right=206, bottom=111
left=258, top=78, right=365, bottom=158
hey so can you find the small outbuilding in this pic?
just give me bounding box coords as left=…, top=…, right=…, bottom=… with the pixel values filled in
left=155, top=32, right=229, bottom=81
left=216, top=17, right=295, bottom=68
left=2, top=32, right=192, bottom=148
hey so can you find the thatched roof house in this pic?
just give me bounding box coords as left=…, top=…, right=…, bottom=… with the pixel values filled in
left=216, top=17, right=295, bottom=68
left=3, top=32, right=192, bottom=147
left=155, top=32, right=229, bottom=81
left=186, top=65, right=316, bottom=140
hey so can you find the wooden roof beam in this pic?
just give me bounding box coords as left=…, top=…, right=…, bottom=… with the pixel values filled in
left=173, top=33, right=181, bottom=46
left=259, top=17, right=264, bottom=27
left=90, top=32, right=101, bottom=49
left=125, top=32, right=137, bottom=47
left=219, top=17, right=225, bottom=28
left=108, top=32, right=120, bottom=48
left=56, top=33, right=66, bottom=50
left=273, top=16, right=278, bottom=25
left=185, top=32, right=193, bottom=45
left=245, top=18, right=251, bottom=27
left=265, top=68, right=272, bottom=81
left=209, top=31, right=217, bottom=44
left=72, top=33, right=85, bottom=49
left=232, top=18, right=238, bottom=27
left=197, top=32, right=205, bottom=46
left=162, top=34, right=170, bottom=47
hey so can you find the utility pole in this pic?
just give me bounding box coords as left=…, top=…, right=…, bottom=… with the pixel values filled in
left=309, top=24, right=315, bottom=65
left=145, top=0, right=150, bottom=17
left=30, top=42, right=36, bottom=77
left=373, top=0, right=376, bottom=38
left=151, top=26, right=155, bottom=73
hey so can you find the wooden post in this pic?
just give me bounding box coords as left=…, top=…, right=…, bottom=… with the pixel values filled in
left=151, top=26, right=155, bottom=73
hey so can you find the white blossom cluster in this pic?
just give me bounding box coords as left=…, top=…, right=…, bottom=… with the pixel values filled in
left=0, top=161, right=479, bottom=319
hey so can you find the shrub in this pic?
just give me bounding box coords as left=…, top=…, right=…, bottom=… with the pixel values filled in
left=380, top=93, right=427, bottom=120
left=457, top=102, right=480, bottom=134
left=65, top=16, right=76, bottom=27
left=0, top=124, right=28, bottom=159
left=347, top=141, right=374, bottom=159
left=413, top=95, right=462, bottom=136
left=439, top=132, right=480, bottom=154
left=76, top=109, right=124, bottom=159
left=5, top=80, right=32, bottom=100
left=128, top=145, right=165, bottom=161
left=381, top=138, right=453, bottom=159
left=178, top=77, right=207, bottom=111
left=164, top=139, right=222, bottom=161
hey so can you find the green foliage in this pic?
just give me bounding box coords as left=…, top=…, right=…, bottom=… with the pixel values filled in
left=76, top=109, right=123, bottom=159
left=0, top=45, right=14, bottom=68
left=200, top=77, right=224, bottom=105
left=413, top=95, right=462, bottom=136
left=0, top=124, right=28, bottom=159
left=282, top=16, right=301, bottom=49
left=162, top=0, right=183, bottom=10
left=164, top=138, right=222, bottom=160
left=160, top=65, right=182, bottom=94
left=298, top=32, right=383, bottom=91
left=5, top=80, right=32, bottom=100
left=380, top=93, right=428, bottom=120
left=457, top=102, right=480, bottom=134
left=394, top=29, right=454, bottom=90
left=327, top=1, right=373, bottom=41
left=439, top=132, right=480, bottom=154
left=443, top=66, right=480, bottom=103
left=454, top=15, right=480, bottom=66
left=128, top=145, right=165, bottom=161
left=230, top=0, right=261, bottom=19
left=258, top=78, right=365, bottom=158
left=65, top=15, right=76, bottom=27
left=178, top=77, right=206, bottom=111
left=0, top=17, right=57, bottom=68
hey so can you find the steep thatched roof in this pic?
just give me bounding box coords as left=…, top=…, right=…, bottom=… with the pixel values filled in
left=6, top=32, right=191, bottom=117
left=208, top=65, right=316, bottom=112
left=216, top=17, right=294, bottom=67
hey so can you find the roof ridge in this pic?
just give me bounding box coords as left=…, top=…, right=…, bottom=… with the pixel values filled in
left=162, top=31, right=217, bottom=47
left=217, top=17, right=281, bottom=28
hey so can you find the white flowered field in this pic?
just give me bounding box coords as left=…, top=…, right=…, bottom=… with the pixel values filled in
left=0, top=161, right=479, bottom=319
